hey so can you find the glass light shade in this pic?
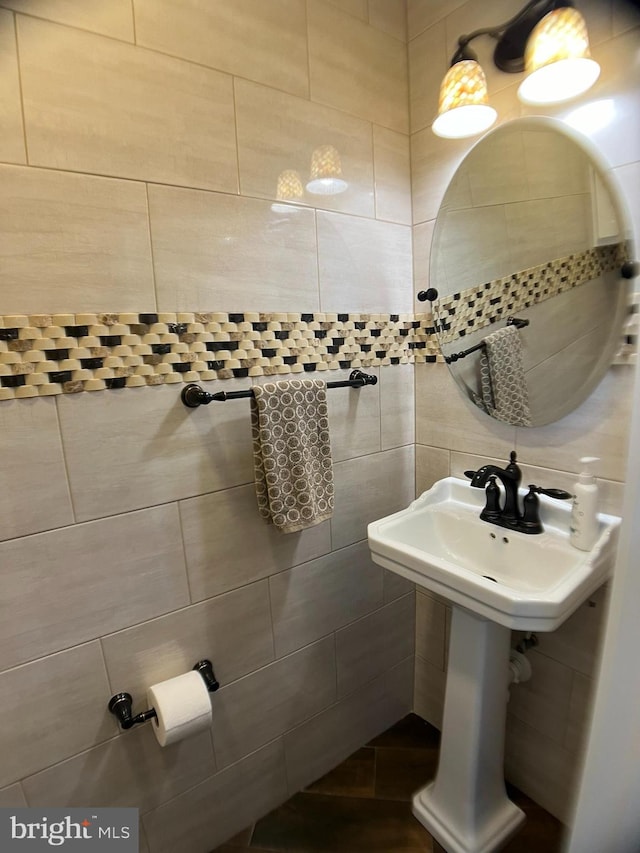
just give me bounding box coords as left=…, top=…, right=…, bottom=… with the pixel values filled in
left=306, top=144, right=348, bottom=195
left=518, top=7, right=600, bottom=105
left=432, top=60, right=497, bottom=139
left=276, top=169, right=304, bottom=201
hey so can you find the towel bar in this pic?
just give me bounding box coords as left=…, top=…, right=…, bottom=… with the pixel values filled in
left=445, top=317, right=529, bottom=364
left=181, top=369, right=378, bottom=408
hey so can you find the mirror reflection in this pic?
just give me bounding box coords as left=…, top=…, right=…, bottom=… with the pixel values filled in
left=430, top=118, right=631, bottom=427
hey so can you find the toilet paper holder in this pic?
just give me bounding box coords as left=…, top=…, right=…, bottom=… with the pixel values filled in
left=108, top=659, right=219, bottom=731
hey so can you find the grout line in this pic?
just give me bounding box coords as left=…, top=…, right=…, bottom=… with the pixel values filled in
left=0, top=159, right=409, bottom=228
left=130, top=0, right=136, bottom=44
left=12, top=11, right=30, bottom=165
left=52, top=395, right=78, bottom=524
left=144, top=182, right=160, bottom=312
left=304, top=0, right=312, bottom=101
left=314, top=209, right=323, bottom=312
left=175, top=500, right=195, bottom=605
left=231, top=77, right=242, bottom=196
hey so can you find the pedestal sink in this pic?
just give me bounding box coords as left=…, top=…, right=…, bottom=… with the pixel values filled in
left=368, top=477, right=620, bottom=853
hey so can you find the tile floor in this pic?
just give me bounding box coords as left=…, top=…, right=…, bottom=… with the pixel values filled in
left=212, top=714, right=565, bottom=852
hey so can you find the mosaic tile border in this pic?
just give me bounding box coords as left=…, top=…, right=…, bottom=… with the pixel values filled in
left=0, top=311, right=442, bottom=400
left=435, top=243, right=628, bottom=345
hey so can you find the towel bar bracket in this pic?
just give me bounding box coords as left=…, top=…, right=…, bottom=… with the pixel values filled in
left=181, top=369, right=377, bottom=408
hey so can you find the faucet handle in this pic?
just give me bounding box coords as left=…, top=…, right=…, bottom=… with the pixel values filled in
left=464, top=470, right=477, bottom=480
left=530, top=486, right=572, bottom=501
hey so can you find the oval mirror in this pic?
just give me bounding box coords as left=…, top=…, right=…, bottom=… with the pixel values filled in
left=429, top=117, right=633, bottom=427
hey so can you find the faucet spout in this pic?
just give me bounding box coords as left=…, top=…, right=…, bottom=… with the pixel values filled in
left=467, top=452, right=522, bottom=525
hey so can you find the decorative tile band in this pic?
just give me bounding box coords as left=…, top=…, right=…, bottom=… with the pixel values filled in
left=435, top=243, right=628, bottom=345
left=0, top=311, right=442, bottom=400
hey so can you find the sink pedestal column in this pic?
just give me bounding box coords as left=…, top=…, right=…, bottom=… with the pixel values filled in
left=413, top=605, right=525, bottom=853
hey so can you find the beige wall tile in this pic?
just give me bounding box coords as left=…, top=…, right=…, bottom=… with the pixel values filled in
left=57, top=383, right=254, bottom=522
left=368, top=0, right=408, bottom=41
left=180, top=485, right=331, bottom=601
left=284, top=658, right=413, bottom=792
left=324, top=0, right=368, bottom=20
left=383, top=568, right=414, bottom=602
left=327, top=367, right=381, bottom=462
left=415, top=362, right=516, bottom=457
left=408, top=19, right=446, bottom=134
left=212, top=638, right=336, bottom=768
left=508, top=650, right=574, bottom=745
left=505, top=716, right=576, bottom=823
left=373, top=125, right=412, bottom=225
left=0, top=642, right=117, bottom=787
left=437, top=203, right=512, bottom=293
left=415, top=444, right=450, bottom=495
left=414, top=654, right=445, bottom=729
left=317, top=212, right=413, bottom=313
left=406, top=0, right=466, bottom=39
left=331, top=446, right=413, bottom=540
left=135, top=0, right=308, bottom=98
left=380, top=363, right=415, bottom=450
left=612, top=0, right=640, bottom=35
left=142, top=740, right=288, bottom=853
left=336, top=594, right=415, bottom=694
left=332, top=446, right=415, bottom=549
left=0, top=10, right=26, bottom=164
left=269, top=541, right=384, bottom=657
left=413, top=220, right=435, bottom=298
left=565, top=671, right=595, bottom=754
left=411, top=126, right=471, bottom=224
left=148, top=185, right=319, bottom=314
left=101, top=581, right=274, bottom=703
left=514, top=368, right=633, bottom=482
left=0, top=505, right=189, bottom=670
left=415, top=591, right=447, bottom=670
left=534, top=585, right=609, bottom=678
left=18, top=16, right=237, bottom=191
left=0, top=165, right=154, bottom=314
left=0, top=784, right=27, bottom=807
left=308, top=0, right=408, bottom=133
left=5, top=0, right=134, bottom=39
left=235, top=78, right=375, bottom=218
left=0, top=398, right=73, bottom=542
left=23, top=727, right=214, bottom=811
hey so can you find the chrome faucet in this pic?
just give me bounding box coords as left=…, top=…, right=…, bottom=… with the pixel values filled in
left=465, top=451, right=571, bottom=535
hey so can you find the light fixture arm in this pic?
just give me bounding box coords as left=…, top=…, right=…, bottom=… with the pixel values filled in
left=449, top=0, right=575, bottom=71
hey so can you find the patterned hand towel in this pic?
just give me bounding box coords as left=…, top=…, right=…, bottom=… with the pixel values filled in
left=479, top=325, right=532, bottom=427
left=251, top=378, right=334, bottom=533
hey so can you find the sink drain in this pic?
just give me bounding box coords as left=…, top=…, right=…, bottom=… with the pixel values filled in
left=482, top=575, right=498, bottom=583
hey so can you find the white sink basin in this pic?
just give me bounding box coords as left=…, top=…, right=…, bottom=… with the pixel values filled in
left=368, top=477, right=620, bottom=630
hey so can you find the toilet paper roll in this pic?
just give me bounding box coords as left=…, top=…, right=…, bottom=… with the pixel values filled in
left=147, top=671, right=212, bottom=747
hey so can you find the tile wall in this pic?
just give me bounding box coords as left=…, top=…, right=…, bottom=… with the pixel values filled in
left=410, top=0, right=640, bottom=823
left=0, top=3, right=416, bottom=851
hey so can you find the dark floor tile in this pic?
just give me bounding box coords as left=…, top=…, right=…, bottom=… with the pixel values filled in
left=367, top=714, right=440, bottom=751
left=250, top=792, right=433, bottom=852
left=375, top=747, right=438, bottom=802
left=503, top=785, right=566, bottom=852
left=305, top=748, right=376, bottom=799
left=223, top=828, right=255, bottom=846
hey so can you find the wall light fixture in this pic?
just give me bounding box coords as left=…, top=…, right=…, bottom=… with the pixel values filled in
left=432, top=0, right=600, bottom=139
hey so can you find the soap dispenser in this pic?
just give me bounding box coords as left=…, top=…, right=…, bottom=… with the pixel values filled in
left=570, top=457, right=599, bottom=551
